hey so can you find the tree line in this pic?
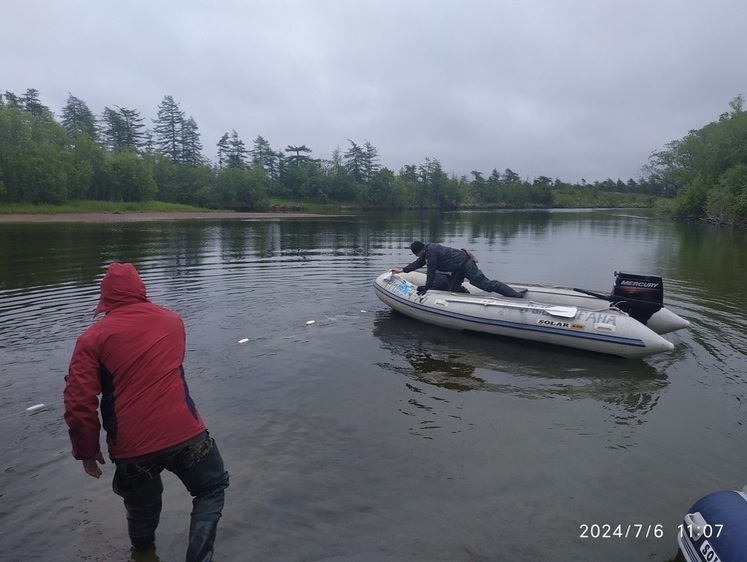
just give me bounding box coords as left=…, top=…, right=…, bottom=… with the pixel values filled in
left=645, top=95, right=747, bottom=227
left=1, top=88, right=682, bottom=212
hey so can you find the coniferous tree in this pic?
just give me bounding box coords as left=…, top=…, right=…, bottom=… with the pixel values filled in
left=100, top=107, right=124, bottom=152
left=142, top=129, right=156, bottom=153
left=285, top=144, right=312, bottom=166
left=117, top=106, right=146, bottom=150
left=61, top=93, right=97, bottom=140
left=100, top=106, right=144, bottom=152
left=3, top=91, right=22, bottom=109
left=21, top=88, right=47, bottom=116
left=216, top=133, right=230, bottom=170
left=363, top=140, right=380, bottom=183
left=344, top=140, right=365, bottom=183
left=251, top=135, right=281, bottom=183
left=153, top=95, right=185, bottom=162
left=180, top=116, right=202, bottom=165
left=227, top=130, right=248, bottom=169
left=266, top=149, right=283, bottom=185
left=251, top=135, right=272, bottom=168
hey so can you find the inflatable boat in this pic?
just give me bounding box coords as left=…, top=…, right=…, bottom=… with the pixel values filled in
left=677, top=489, right=747, bottom=561
left=373, top=270, right=690, bottom=359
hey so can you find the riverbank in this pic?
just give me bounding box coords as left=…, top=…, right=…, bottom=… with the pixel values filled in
left=0, top=211, right=331, bottom=223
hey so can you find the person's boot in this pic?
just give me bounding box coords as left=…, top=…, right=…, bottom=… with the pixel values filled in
left=490, top=281, right=525, bottom=298
left=186, top=519, right=218, bottom=562
left=129, top=542, right=160, bottom=562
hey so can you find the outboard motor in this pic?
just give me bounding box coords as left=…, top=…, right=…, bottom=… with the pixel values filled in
left=611, top=272, right=664, bottom=324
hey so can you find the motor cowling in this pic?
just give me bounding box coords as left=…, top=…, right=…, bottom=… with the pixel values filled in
left=611, top=272, right=664, bottom=324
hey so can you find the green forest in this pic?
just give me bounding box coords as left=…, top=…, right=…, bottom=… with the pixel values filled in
left=1, top=88, right=745, bottom=224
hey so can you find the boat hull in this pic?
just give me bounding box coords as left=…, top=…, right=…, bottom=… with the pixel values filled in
left=678, top=490, right=747, bottom=562
left=374, top=271, right=684, bottom=359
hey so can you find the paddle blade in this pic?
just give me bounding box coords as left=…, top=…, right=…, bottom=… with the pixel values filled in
left=546, top=306, right=578, bottom=318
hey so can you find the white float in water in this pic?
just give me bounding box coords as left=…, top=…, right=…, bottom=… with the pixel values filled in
left=238, top=338, right=249, bottom=344
left=26, top=404, right=45, bottom=412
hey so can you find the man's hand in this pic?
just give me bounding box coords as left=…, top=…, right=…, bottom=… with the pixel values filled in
left=82, top=451, right=106, bottom=479
left=416, top=286, right=428, bottom=295
left=390, top=268, right=404, bottom=274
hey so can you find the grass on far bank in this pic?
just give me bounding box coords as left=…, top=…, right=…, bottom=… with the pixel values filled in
left=0, top=192, right=661, bottom=216
left=0, top=200, right=218, bottom=215
left=267, top=198, right=351, bottom=214
left=0, top=199, right=352, bottom=215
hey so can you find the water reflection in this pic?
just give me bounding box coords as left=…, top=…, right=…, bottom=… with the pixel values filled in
left=372, top=310, right=668, bottom=424
left=0, top=210, right=661, bottom=290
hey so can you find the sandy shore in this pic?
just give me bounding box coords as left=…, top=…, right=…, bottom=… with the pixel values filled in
left=0, top=211, right=328, bottom=223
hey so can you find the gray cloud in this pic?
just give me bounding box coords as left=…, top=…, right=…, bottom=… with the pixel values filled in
left=4, top=0, right=745, bottom=183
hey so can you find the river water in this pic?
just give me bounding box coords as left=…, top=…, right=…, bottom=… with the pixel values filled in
left=1, top=209, right=746, bottom=561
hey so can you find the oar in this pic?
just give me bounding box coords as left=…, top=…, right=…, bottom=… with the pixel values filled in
left=443, top=296, right=578, bottom=318
left=573, top=287, right=610, bottom=300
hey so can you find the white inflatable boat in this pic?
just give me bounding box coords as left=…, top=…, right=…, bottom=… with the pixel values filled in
left=373, top=270, right=690, bottom=359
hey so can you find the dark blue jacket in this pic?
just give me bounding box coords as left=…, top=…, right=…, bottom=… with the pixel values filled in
left=403, top=243, right=470, bottom=288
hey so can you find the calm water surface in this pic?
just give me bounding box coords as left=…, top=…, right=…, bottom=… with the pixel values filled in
left=1, top=210, right=746, bottom=561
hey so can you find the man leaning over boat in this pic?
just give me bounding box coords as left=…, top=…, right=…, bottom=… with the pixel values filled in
left=391, top=241, right=526, bottom=298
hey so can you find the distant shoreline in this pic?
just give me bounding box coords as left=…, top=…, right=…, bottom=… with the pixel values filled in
left=0, top=211, right=330, bottom=223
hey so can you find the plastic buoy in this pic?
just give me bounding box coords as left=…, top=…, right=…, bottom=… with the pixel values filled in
left=238, top=338, right=249, bottom=344
left=26, top=404, right=45, bottom=412
left=306, top=320, right=316, bottom=325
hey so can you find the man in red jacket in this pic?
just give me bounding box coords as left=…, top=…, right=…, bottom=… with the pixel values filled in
left=64, top=262, right=229, bottom=562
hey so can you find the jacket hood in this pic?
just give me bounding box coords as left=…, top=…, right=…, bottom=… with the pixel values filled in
left=94, top=262, right=149, bottom=316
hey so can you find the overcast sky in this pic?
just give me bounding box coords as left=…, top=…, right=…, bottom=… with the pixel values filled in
left=4, top=0, right=745, bottom=183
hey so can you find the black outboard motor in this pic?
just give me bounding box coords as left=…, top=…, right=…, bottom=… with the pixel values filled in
left=611, top=272, right=664, bottom=324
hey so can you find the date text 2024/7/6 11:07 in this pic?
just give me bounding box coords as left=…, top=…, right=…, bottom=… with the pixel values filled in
left=578, top=523, right=724, bottom=540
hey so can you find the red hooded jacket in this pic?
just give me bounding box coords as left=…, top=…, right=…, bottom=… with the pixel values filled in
left=64, top=263, right=206, bottom=461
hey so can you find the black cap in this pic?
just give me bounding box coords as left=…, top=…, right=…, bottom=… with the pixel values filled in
left=410, top=241, right=425, bottom=255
